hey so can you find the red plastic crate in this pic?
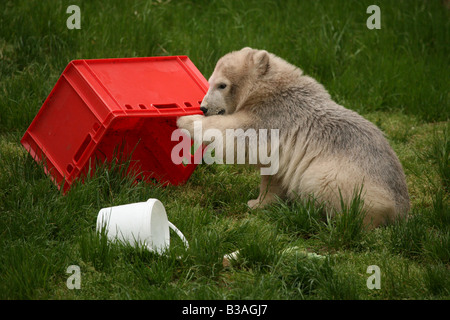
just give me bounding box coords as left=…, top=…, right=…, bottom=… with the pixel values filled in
left=21, top=56, right=207, bottom=192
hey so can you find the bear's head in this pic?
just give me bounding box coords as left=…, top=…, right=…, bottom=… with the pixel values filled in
left=200, top=47, right=270, bottom=116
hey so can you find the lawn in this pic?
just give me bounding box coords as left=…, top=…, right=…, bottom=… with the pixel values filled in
left=0, top=0, right=448, bottom=301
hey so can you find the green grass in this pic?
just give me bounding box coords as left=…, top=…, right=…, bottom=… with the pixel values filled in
left=0, top=0, right=449, bottom=300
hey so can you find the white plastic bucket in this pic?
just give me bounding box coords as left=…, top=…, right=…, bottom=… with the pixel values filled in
left=96, top=199, right=188, bottom=253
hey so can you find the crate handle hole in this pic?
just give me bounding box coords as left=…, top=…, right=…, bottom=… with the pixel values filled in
left=184, top=102, right=192, bottom=107
left=154, top=103, right=178, bottom=109
left=74, top=134, right=92, bottom=163
left=139, top=104, right=147, bottom=110
left=125, top=104, right=133, bottom=110
left=67, top=164, right=74, bottom=174
left=92, top=123, right=101, bottom=132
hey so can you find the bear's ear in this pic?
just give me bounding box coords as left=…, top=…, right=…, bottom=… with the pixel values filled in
left=253, top=50, right=270, bottom=76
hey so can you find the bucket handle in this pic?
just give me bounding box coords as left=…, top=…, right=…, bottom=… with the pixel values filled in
left=168, top=221, right=189, bottom=249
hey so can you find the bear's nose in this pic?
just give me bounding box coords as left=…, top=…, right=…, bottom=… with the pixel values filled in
left=200, top=106, right=208, bottom=115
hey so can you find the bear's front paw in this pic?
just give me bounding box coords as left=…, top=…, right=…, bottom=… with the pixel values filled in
left=247, top=199, right=261, bottom=209
left=177, top=115, right=204, bottom=135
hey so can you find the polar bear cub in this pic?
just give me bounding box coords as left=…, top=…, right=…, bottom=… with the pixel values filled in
left=177, top=47, right=410, bottom=228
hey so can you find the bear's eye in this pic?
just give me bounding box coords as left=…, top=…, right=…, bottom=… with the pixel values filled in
left=217, top=83, right=227, bottom=90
